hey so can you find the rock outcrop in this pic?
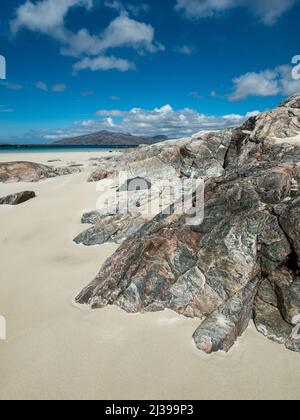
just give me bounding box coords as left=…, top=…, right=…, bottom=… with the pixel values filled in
left=0, top=161, right=81, bottom=183
left=87, top=169, right=110, bottom=183
left=76, top=94, right=300, bottom=354
left=74, top=213, right=147, bottom=246
left=86, top=130, right=232, bottom=182
left=0, top=191, right=36, bottom=205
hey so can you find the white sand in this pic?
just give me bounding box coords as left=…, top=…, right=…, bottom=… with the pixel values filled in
left=0, top=151, right=300, bottom=401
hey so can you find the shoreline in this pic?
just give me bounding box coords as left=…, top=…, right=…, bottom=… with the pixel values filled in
left=0, top=145, right=136, bottom=155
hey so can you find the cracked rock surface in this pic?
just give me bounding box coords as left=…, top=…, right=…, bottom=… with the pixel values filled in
left=76, top=94, right=300, bottom=354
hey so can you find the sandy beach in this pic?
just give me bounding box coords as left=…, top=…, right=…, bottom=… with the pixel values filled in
left=0, top=151, right=300, bottom=401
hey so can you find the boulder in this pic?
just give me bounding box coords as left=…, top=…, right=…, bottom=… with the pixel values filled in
left=87, top=169, right=110, bottom=182
left=0, top=191, right=36, bottom=205
left=0, top=161, right=81, bottom=184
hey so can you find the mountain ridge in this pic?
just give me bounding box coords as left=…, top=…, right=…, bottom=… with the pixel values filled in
left=52, top=130, right=169, bottom=146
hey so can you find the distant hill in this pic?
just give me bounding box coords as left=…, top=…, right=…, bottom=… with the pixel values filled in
left=52, top=131, right=168, bottom=146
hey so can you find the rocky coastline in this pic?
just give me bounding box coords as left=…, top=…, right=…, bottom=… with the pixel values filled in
left=75, top=94, right=300, bottom=354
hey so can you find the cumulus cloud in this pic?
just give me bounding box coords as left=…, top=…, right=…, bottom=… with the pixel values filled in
left=230, top=65, right=300, bottom=101
left=10, top=0, right=92, bottom=34
left=11, top=0, right=163, bottom=73
left=175, top=0, right=298, bottom=25
left=32, top=104, right=260, bottom=141
left=94, top=15, right=162, bottom=53
left=60, top=15, right=164, bottom=57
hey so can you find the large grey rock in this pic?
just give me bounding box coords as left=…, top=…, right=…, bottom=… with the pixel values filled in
left=193, top=278, right=259, bottom=353
left=87, top=169, right=110, bottom=183
left=254, top=299, right=292, bottom=345
left=74, top=214, right=147, bottom=246
left=253, top=268, right=300, bottom=350
left=86, top=130, right=232, bottom=183
left=0, top=161, right=81, bottom=183
left=76, top=164, right=295, bottom=331
left=0, top=191, right=36, bottom=205
left=286, top=325, right=300, bottom=352
left=249, top=95, right=300, bottom=142
left=76, top=94, right=300, bottom=354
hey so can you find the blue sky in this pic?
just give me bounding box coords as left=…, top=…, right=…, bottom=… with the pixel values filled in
left=0, top=0, right=300, bottom=143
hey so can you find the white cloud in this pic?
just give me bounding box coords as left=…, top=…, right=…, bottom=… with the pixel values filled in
left=176, top=0, right=237, bottom=19
left=249, top=0, right=298, bottom=25
left=33, top=104, right=259, bottom=140
left=245, top=110, right=261, bottom=118
left=175, top=45, right=196, bottom=55
left=10, top=0, right=92, bottom=34
left=104, top=0, right=150, bottom=16
left=11, top=0, right=163, bottom=73
left=95, top=15, right=162, bottom=53
left=1, top=82, right=23, bottom=91
left=95, top=110, right=127, bottom=117
left=52, top=84, right=67, bottom=92
left=73, top=56, right=135, bottom=73
left=175, top=0, right=298, bottom=25
left=105, top=117, right=115, bottom=127
left=60, top=15, right=164, bottom=57
left=189, top=91, right=204, bottom=99
left=126, top=3, right=150, bottom=16
left=35, top=81, right=48, bottom=91
left=90, top=104, right=259, bottom=137
left=230, top=70, right=280, bottom=101
left=230, top=65, right=300, bottom=101
left=0, top=106, right=14, bottom=113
